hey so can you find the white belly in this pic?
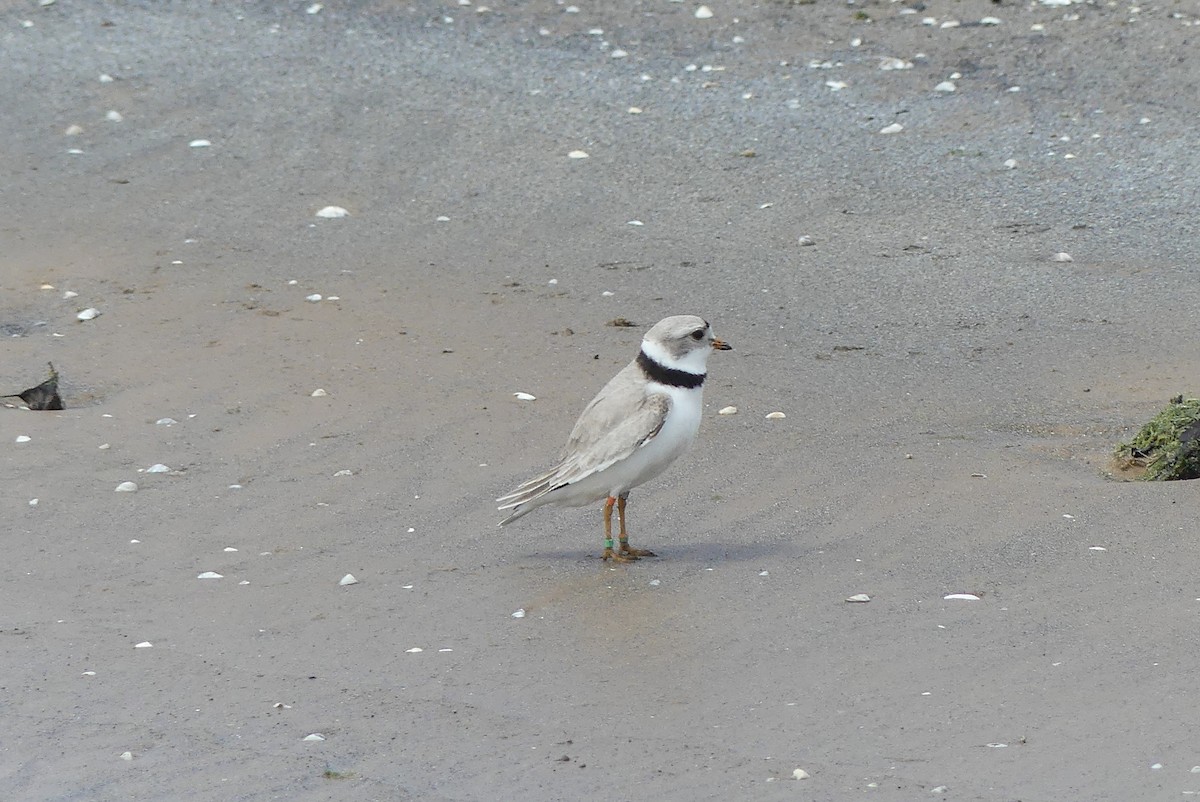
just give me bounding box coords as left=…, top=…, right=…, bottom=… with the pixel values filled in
left=578, top=382, right=703, bottom=500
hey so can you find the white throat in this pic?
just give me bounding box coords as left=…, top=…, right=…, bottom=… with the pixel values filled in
left=641, top=337, right=709, bottom=376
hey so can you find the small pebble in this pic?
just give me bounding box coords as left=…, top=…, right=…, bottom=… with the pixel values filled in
left=513, top=392, right=536, bottom=401
left=339, top=574, right=359, bottom=586
left=879, top=123, right=904, bottom=135
left=315, top=206, right=349, bottom=218
left=792, top=769, right=810, bottom=780
left=114, top=481, right=138, bottom=492
left=77, top=308, right=101, bottom=321
left=694, top=5, right=713, bottom=19
left=311, top=388, right=328, bottom=397
left=765, top=411, right=786, bottom=419
left=1051, top=252, right=1073, bottom=262
left=567, top=150, right=589, bottom=159
left=718, top=406, right=738, bottom=415
left=846, top=593, right=871, bottom=603
left=197, top=572, right=224, bottom=579
left=512, top=608, right=526, bottom=618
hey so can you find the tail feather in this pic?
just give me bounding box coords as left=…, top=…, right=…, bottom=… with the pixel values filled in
left=496, top=464, right=564, bottom=526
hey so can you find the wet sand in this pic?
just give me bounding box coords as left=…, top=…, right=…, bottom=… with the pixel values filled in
left=3, top=1, right=1200, bottom=799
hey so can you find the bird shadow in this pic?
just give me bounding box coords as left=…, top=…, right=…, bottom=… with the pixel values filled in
left=525, top=538, right=793, bottom=566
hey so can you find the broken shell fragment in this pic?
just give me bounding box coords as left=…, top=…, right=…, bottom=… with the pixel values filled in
left=315, top=206, right=349, bottom=218
left=114, top=481, right=138, bottom=492
left=338, top=574, right=359, bottom=586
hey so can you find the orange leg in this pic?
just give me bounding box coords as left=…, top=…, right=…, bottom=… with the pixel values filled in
left=616, top=495, right=657, bottom=558
left=601, top=497, right=636, bottom=562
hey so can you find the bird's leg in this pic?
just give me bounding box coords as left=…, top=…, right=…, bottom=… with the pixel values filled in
left=616, top=494, right=657, bottom=558
left=601, top=496, right=636, bottom=562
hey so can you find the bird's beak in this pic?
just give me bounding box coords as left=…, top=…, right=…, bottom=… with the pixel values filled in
left=710, top=338, right=732, bottom=351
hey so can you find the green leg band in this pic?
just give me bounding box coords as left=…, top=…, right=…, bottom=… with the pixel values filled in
left=604, top=538, right=614, bottom=550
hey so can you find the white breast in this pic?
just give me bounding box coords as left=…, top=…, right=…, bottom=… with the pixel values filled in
left=602, top=381, right=703, bottom=496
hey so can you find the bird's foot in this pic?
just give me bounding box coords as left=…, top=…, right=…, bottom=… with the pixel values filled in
left=601, top=547, right=639, bottom=563
left=619, top=543, right=657, bottom=558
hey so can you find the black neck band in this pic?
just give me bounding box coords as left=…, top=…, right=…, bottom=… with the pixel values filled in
left=637, top=350, right=705, bottom=389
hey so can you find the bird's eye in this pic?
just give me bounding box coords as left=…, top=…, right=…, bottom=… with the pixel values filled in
left=690, top=329, right=705, bottom=340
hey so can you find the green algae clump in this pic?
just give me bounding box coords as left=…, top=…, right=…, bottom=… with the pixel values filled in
left=1113, top=395, right=1200, bottom=481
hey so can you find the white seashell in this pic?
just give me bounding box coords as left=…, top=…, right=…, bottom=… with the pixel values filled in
left=15, top=435, right=31, bottom=443
left=29, top=498, right=38, bottom=506
left=980, top=16, right=1001, bottom=25
left=311, top=388, right=327, bottom=397
left=305, top=294, right=323, bottom=302
left=512, top=608, right=526, bottom=618
left=986, top=743, right=1008, bottom=748
left=1088, top=546, right=1107, bottom=551
left=145, top=464, right=170, bottom=473
left=439, top=648, right=453, bottom=652
left=197, top=572, right=223, bottom=579
left=239, top=580, right=249, bottom=585
left=944, top=593, right=980, bottom=600
left=67, top=148, right=84, bottom=155
left=315, top=206, right=349, bottom=218
left=302, top=733, right=325, bottom=742
left=188, top=139, right=211, bottom=148
left=105, top=110, right=123, bottom=122
left=718, top=406, right=738, bottom=415
left=879, top=123, right=904, bottom=134
left=134, top=641, right=152, bottom=648
left=694, top=5, right=713, bottom=19
left=601, top=290, right=614, bottom=297
left=156, top=417, right=177, bottom=426
left=1051, top=252, right=1073, bottom=262
left=82, top=670, right=96, bottom=676
left=77, top=307, right=101, bottom=320
left=224, top=547, right=238, bottom=552
left=99, top=73, right=114, bottom=82
left=306, top=2, right=323, bottom=13
left=765, top=411, right=786, bottom=419
left=130, top=540, right=140, bottom=544
left=339, top=573, right=358, bottom=586
left=940, top=20, right=960, bottom=28
left=627, top=220, right=644, bottom=226
left=628, top=106, right=642, bottom=114
left=64, top=124, right=83, bottom=136
left=758, top=570, right=769, bottom=576
left=115, top=481, right=138, bottom=492
left=406, top=647, right=423, bottom=653
left=934, top=81, right=956, bottom=93
left=797, top=235, right=816, bottom=246
left=333, top=469, right=353, bottom=477
left=1151, top=763, right=1163, bottom=769
left=610, top=49, right=628, bottom=59
left=846, top=593, right=871, bottom=603
left=513, top=392, right=536, bottom=401
left=120, top=751, right=133, bottom=761
left=878, top=57, right=913, bottom=71
left=567, top=150, right=589, bottom=159
left=792, top=768, right=810, bottom=780
left=825, top=80, right=847, bottom=91
left=63, top=290, right=79, bottom=299
left=649, top=579, right=661, bottom=586
left=1004, top=159, right=1017, bottom=169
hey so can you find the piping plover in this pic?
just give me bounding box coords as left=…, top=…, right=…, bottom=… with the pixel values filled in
left=497, top=315, right=732, bottom=561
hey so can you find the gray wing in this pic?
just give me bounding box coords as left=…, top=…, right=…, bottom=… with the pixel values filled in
left=497, top=363, right=670, bottom=512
